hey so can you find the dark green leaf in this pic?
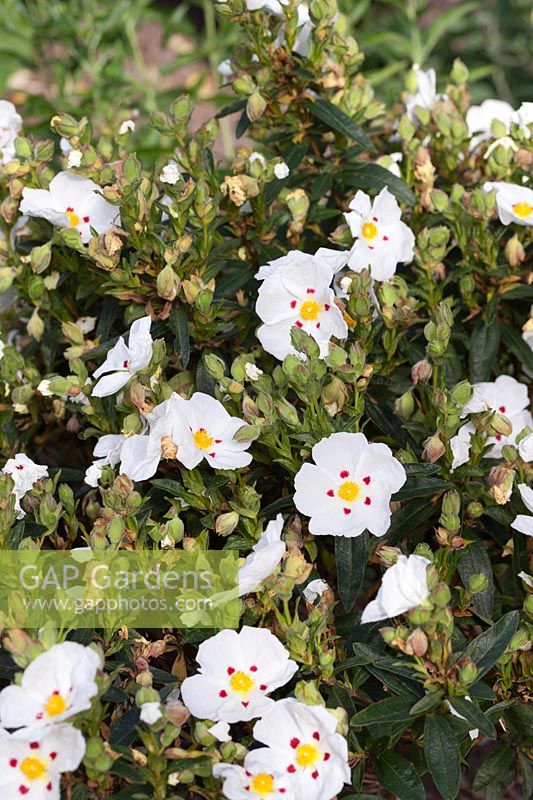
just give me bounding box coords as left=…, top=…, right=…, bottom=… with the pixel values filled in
left=374, top=750, right=426, bottom=800
left=352, top=163, right=416, bottom=205
left=365, top=400, right=419, bottom=451
left=517, top=751, right=533, bottom=800
left=458, top=543, right=495, bottom=622
left=351, top=697, right=414, bottom=726
left=424, top=715, right=460, bottom=800
left=310, top=98, right=375, bottom=151
left=410, top=690, right=445, bottom=716
left=469, top=320, right=500, bottom=382
left=169, top=308, right=190, bottom=368
left=501, top=324, right=533, bottom=373
left=335, top=532, right=368, bottom=611
left=393, top=476, right=452, bottom=501
left=216, top=98, right=247, bottom=119
left=448, top=697, right=496, bottom=739
left=473, top=743, right=514, bottom=791
left=109, top=707, right=140, bottom=747
left=236, top=110, right=250, bottom=138
left=462, top=611, right=519, bottom=678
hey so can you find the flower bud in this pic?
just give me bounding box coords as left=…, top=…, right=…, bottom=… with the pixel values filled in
left=376, top=545, right=402, bottom=566
left=294, top=680, right=324, bottom=706
left=394, top=390, right=415, bottom=421
left=487, top=465, right=515, bottom=505
left=406, top=628, right=428, bottom=657
left=423, top=434, right=445, bottom=463
left=504, top=234, right=525, bottom=267
left=467, top=573, right=489, bottom=594
left=157, top=264, right=180, bottom=301
left=509, top=628, right=530, bottom=652
left=411, top=359, right=433, bottom=385
left=246, top=91, right=267, bottom=122
left=432, top=582, right=451, bottom=607
left=215, top=511, right=239, bottom=537
left=457, top=657, right=477, bottom=684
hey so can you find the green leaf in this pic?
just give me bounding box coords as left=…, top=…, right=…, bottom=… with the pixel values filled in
left=517, top=751, right=533, bottom=800
left=109, top=707, right=140, bottom=747
left=501, top=323, right=533, bottom=373
left=458, top=543, right=495, bottom=622
left=351, top=697, right=414, bottom=726
left=410, top=690, right=445, bottom=716
left=473, top=743, right=514, bottom=791
left=462, top=610, right=519, bottom=678
left=424, top=715, right=460, bottom=800
left=421, top=1, right=478, bottom=60
left=448, top=697, right=496, bottom=739
left=374, top=751, right=426, bottom=800
left=335, top=533, right=368, bottom=612
left=352, top=163, right=416, bottom=205
left=169, top=308, right=190, bottom=369
left=310, top=98, right=375, bottom=151
left=469, top=319, right=500, bottom=382
left=393, top=476, right=452, bottom=501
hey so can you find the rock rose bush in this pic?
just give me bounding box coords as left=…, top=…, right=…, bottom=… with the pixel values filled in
left=0, top=1, right=531, bottom=799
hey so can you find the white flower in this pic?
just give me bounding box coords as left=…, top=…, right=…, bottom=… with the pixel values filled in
left=119, top=392, right=253, bottom=481
left=303, top=579, right=330, bottom=603
left=0, top=723, right=85, bottom=800
left=450, top=375, right=533, bottom=467
left=0, top=100, right=22, bottom=165
left=446, top=696, right=479, bottom=740
left=484, top=181, right=533, bottom=225
left=75, top=316, right=97, bottom=334
left=119, top=119, right=136, bottom=135
left=92, top=316, right=153, bottom=397
left=218, top=59, right=234, bottom=79
left=244, top=362, right=264, bottom=380
left=294, top=432, right=406, bottom=538
left=249, top=152, right=266, bottom=168
left=518, top=571, right=533, bottom=589
left=0, top=642, right=101, bottom=729
left=66, top=149, right=82, bottom=169
left=405, top=66, right=441, bottom=123
left=255, top=252, right=348, bottom=361
left=208, top=721, right=232, bottom=743
left=466, top=99, right=515, bottom=148
left=140, top=702, right=163, bottom=725
left=0, top=339, right=4, bottom=361
left=511, top=484, right=533, bottom=537
left=255, top=247, right=347, bottom=282
left=251, top=698, right=350, bottom=800
left=2, top=454, right=48, bottom=519
left=160, top=162, right=180, bottom=185
left=484, top=136, right=518, bottom=159
left=379, top=151, right=403, bottom=177
left=518, top=433, right=533, bottom=462
left=360, top=554, right=430, bottom=623
left=246, top=1, right=314, bottom=57
left=344, top=187, right=415, bottom=281
left=180, top=627, right=298, bottom=723
left=239, top=514, right=286, bottom=596
left=59, top=138, right=71, bottom=155
left=20, top=172, right=119, bottom=243
left=213, top=751, right=296, bottom=800
left=37, top=379, right=52, bottom=396
left=339, top=276, right=352, bottom=294
left=516, top=102, right=533, bottom=132
left=274, top=161, right=290, bottom=179
left=84, top=433, right=127, bottom=487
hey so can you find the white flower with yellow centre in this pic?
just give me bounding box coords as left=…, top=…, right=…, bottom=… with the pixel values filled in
left=360, top=554, right=431, bottom=623
left=255, top=253, right=348, bottom=361
left=1, top=454, right=48, bottom=519
left=181, top=627, right=298, bottom=723
left=119, top=392, right=253, bottom=481
left=466, top=99, right=516, bottom=148
left=213, top=751, right=296, bottom=800
left=0, top=642, right=101, bottom=730
left=294, top=432, right=406, bottom=538
left=0, top=724, right=85, bottom=800
left=0, top=99, right=22, bottom=165
left=238, top=514, right=286, bottom=596
left=251, top=698, right=350, bottom=800
left=344, top=187, right=415, bottom=281
left=511, top=484, right=533, bottom=537
left=450, top=375, right=533, bottom=469
left=20, top=172, right=119, bottom=243
left=92, top=316, right=153, bottom=397
left=484, top=181, right=533, bottom=226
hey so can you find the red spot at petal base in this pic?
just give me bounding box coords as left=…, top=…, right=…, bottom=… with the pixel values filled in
left=363, top=476, right=371, bottom=485
left=340, top=470, right=349, bottom=478
left=83, top=216, right=90, bottom=223
left=280, top=791, right=286, bottom=795
left=324, top=752, right=330, bottom=761
left=306, top=288, right=315, bottom=294
left=227, top=667, right=235, bottom=675
left=287, top=765, right=296, bottom=774
left=324, top=304, right=330, bottom=311
left=9, top=759, right=17, bottom=767
left=499, top=406, right=506, bottom=413
left=250, top=665, right=258, bottom=672
left=373, top=216, right=378, bottom=222
left=29, top=742, right=39, bottom=750
left=313, top=731, right=320, bottom=741
left=316, top=323, right=320, bottom=329
left=219, top=690, right=228, bottom=698
left=46, top=784, right=52, bottom=792
left=259, top=684, right=267, bottom=691
left=364, top=497, right=371, bottom=505
left=19, top=788, right=29, bottom=796
left=49, top=752, right=57, bottom=761
left=495, top=435, right=502, bottom=441
left=295, top=321, right=303, bottom=328
left=290, top=738, right=300, bottom=749
left=242, top=701, right=249, bottom=708
left=312, top=770, right=319, bottom=780
left=383, top=235, right=389, bottom=241
left=326, top=489, right=334, bottom=497
left=290, top=300, right=297, bottom=308
left=343, top=508, right=351, bottom=515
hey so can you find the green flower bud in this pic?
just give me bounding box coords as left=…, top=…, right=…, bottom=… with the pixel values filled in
left=157, top=264, right=180, bottom=301
left=524, top=594, right=533, bottom=619
left=394, top=390, right=415, bottom=421
left=457, top=657, right=477, bottom=684
left=509, top=629, right=530, bottom=651
left=467, top=573, right=489, bottom=594
left=450, top=58, right=469, bottom=84
left=30, top=241, right=52, bottom=274
left=246, top=91, right=267, bottom=122
left=432, top=582, right=451, bottom=607
left=504, top=235, right=525, bottom=267
left=204, top=353, right=226, bottom=380
left=215, top=511, right=240, bottom=537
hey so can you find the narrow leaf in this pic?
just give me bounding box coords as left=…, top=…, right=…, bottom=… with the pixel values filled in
left=335, top=533, right=368, bottom=612
left=462, top=610, right=519, bottom=678
left=448, top=697, right=496, bottom=739
left=469, top=320, right=500, bottom=382
left=424, top=715, right=460, bottom=800
left=310, top=98, right=375, bottom=151
left=351, top=697, right=414, bottom=726
left=374, top=750, right=426, bottom=800
left=473, top=743, right=514, bottom=791
left=458, top=543, right=495, bottom=622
